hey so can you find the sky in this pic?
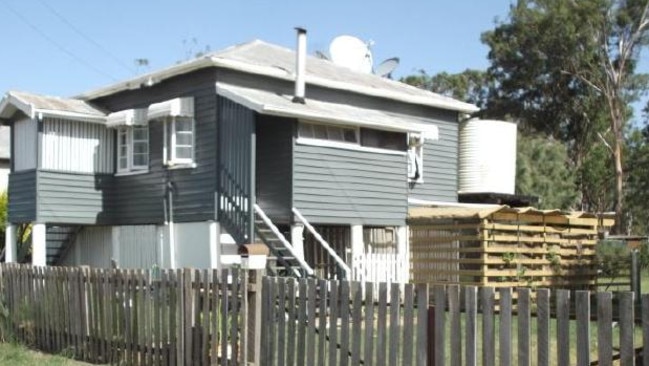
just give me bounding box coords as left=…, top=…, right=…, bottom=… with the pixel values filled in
left=0, top=0, right=646, bottom=122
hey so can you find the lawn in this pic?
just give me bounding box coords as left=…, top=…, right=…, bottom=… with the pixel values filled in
left=0, top=343, right=98, bottom=366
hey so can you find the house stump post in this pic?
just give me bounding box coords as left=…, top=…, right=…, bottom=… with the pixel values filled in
left=290, top=224, right=305, bottom=261
left=351, top=225, right=364, bottom=281
left=32, top=223, right=46, bottom=266
left=244, top=269, right=264, bottom=365
left=4, top=224, right=16, bottom=263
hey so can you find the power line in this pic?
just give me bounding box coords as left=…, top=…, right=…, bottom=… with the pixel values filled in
left=35, top=0, right=135, bottom=74
left=1, top=0, right=118, bottom=82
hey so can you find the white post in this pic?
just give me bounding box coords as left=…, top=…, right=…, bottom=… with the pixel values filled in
left=209, top=221, right=219, bottom=269
left=396, top=225, right=409, bottom=283
left=168, top=222, right=177, bottom=269
left=290, top=223, right=305, bottom=261
left=351, top=224, right=364, bottom=282
left=5, top=224, right=16, bottom=263
left=111, top=226, right=120, bottom=267
left=32, top=223, right=46, bottom=266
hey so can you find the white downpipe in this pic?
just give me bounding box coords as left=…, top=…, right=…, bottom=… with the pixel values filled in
left=292, top=207, right=351, bottom=279
left=168, top=188, right=177, bottom=269
left=254, top=204, right=314, bottom=277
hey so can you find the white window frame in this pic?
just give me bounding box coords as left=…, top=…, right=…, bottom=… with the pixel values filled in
left=117, top=125, right=149, bottom=174
left=163, top=116, right=195, bottom=168
left=407, top=133, right=424, bottom=183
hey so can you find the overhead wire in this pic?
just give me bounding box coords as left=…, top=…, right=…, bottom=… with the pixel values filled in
left=34, top=0, right=135, bottom=74
left=0, top=0, right=118, bottom=82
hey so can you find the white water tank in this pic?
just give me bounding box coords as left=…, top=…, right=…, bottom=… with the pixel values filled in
left=458, top=119, right=517, bottom=194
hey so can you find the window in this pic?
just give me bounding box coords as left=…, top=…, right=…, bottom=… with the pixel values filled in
left=360, top=128, right=407, bottom=151
left=164, top=117, right=195, bottom=166
left=407, top=133, right=424, bottom=183
left=117, top=125, right=149, bottom=173
left=298, top=122, right=358, bottom=143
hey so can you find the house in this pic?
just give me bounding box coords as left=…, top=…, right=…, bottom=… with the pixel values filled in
left=0, top=30, right=477, bottom=281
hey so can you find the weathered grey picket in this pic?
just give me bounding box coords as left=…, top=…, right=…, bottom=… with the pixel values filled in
left=262, top=278, right=649, bottom=366
left=2, top=263, right=649, bottom=366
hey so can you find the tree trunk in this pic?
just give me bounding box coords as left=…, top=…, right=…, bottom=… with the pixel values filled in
left=613, top=134, right=625, bottom=234
left=610, top=95, right=625, bottom=234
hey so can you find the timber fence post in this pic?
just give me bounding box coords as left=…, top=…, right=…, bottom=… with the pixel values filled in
left=245, top=269, right=264, bottom=365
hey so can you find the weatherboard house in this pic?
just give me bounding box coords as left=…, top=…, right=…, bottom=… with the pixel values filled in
left=0, top=31, right=477, bottom=281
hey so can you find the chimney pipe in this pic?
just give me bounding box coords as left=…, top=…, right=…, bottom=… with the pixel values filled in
left=292, top=27, right=307, bottom=104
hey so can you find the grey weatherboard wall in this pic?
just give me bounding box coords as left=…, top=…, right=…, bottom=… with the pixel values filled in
left=407, top=117, right=460, bottom=203
left=37, top=170, right=114, bottom=224
left=293, top=144, right=408, bottom=226
left=91, top=69, right=219, bottom=225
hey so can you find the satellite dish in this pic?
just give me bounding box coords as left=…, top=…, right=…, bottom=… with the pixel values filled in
left=374, top=57, right=400, bottom=78
left=329, top=35, right=373, bottom=73
left=315, top=50, right=329, bottom=60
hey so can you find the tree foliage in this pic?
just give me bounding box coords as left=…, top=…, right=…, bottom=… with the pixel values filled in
left=401, top=69, right=492, bottom=110
left=515, top=134, right=579, bottom=209
left=482, top=0, right=649, bottom=232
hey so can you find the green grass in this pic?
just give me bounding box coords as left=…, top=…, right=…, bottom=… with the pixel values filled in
left=0, top=343, right=97, bottom=366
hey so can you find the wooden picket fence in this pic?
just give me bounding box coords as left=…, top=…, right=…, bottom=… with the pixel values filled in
left=0, top=264, right=250, bottom=365
left=262, top=277, right=649, bottom=366
left=3, top=263, right=649, bottom=365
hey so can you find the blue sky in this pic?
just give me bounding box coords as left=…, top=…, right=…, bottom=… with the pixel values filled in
left=1, top=0, right=646, bottom=122
left=0, top=0, right=513, bottom=96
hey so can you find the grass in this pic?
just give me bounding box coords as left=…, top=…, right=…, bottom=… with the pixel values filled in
left=0, top=343, right=98, bottom=366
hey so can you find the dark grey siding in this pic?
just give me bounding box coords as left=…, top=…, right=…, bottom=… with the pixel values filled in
left=37, top=170, right=114, bottom=224
left=256, top=115, right=293, bottom=223
left=293, top=144, right=407, bottom=226
left=8, top=170, right=36, bottom=223
left=219, top=69, right=461, bottom=206
left=408, top=119, right=459, bottom=203
left=91, top=69, right=218, bottom=224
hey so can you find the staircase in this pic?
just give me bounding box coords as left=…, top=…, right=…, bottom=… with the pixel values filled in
left=45, top=225, right=81, bottom=265
left=253, top=204, right=314, bottom=278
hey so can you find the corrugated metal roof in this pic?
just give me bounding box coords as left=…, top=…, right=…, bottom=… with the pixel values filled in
left=0, top=91, right=106, bottom=121
left=216, top=82, right=439, bottom=137
left=408, top=205, right=613, bottom=220
left=78, top=40, right=479, bottom=113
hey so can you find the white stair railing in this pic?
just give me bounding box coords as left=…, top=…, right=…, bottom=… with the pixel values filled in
left=292, top=208, right=352, bottom=279
left=254, top=204, right=314, bottom=277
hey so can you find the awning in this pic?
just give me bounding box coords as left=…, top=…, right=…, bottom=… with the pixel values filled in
left=216, top=82, right=439, bottom=138
left=147, top=97, right=194, bottom=120
left=106, top=108, right=147, bottom=127
left=106, top=97, right=194, bottom=127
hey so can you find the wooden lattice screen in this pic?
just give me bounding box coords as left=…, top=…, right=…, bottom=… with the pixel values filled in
left=409, top=207, right=614, bottom=289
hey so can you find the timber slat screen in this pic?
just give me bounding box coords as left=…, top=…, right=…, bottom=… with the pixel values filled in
left=0, top=264, right=245, bottom=365
left=409, top=206, right=615, bottom=289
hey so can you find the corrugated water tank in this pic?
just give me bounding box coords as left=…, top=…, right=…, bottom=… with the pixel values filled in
left=458, top=119, right=517, bottom=194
